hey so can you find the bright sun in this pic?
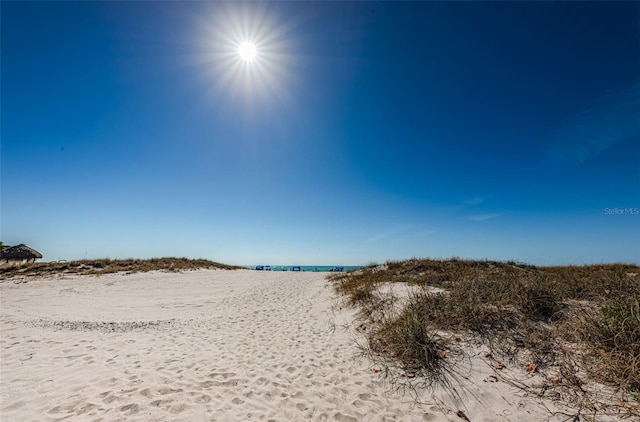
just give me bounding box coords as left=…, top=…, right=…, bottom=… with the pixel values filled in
left=238, top=41, right=257, bottom=62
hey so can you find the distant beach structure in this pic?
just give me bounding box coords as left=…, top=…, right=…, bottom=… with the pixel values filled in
left=0, top=243, right=43, bottom=263
left=252, top=265, right=359, bottom=272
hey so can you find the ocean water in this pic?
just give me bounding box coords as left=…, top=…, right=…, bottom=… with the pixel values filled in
left=246, top=265, right=362, bottom=273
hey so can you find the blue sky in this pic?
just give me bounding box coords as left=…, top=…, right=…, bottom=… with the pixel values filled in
left=2, top=1, right=639, bottom=265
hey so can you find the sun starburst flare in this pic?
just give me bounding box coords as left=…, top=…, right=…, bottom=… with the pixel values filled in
left=189, top=2, right=298, bottom=108
left=238, top=41, right=257, bottom=62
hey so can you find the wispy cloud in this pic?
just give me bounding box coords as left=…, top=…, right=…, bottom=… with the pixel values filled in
left=468, top=213, right=502, bottom=221
left=547, top=81, right=640, bottom=166
left=366, top=224, right=414, bottom=243
left=463, top=197, right=485, bottom=206
left=367, top=231, right=396, bottom=243
left=445, top=196, right=487, bottom=212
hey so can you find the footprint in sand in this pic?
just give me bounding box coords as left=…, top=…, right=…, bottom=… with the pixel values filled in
left=101, top=393, right=118, bottom=404
left=334, top=412, right=359, bottom=422
left=352, top=399, right=366, bottom=408
left=120, top=403, right=139, bottom=414
left=192, top=393, right=212, bottom=404
left=75, top=403, right=99, bottom=415
left=139, top=388, right=153, bottom=398
left=151, top=399, right=172, bottom=408
left=170, top=403, right=188, bottom=413
left=47, top=405, right=62, bottom=415
left=158, top=387, right=183, bottom=395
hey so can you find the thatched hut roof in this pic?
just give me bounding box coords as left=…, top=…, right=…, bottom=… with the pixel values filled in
left=1, top=244, right=43, bottom=261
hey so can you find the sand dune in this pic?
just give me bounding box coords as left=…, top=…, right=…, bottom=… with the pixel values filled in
left=1, top=270, right=578, bottom=421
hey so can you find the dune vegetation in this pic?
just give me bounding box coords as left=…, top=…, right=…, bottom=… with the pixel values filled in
left=0, top=257, right=241, bottom=279
left=329, top=258, right=640, bottom=418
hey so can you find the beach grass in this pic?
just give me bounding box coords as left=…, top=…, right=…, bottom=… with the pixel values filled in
left=0, top=257, right=241, bottom=279
left=329, top=258, right=640, bottom=413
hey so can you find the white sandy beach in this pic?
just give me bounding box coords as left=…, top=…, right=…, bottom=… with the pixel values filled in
left=1, top=269, right=583, bottom=421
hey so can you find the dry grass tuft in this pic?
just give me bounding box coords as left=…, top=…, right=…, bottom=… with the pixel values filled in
left=575, top=294, right=640, bottom=392
left=329, top=258, right=640, bottom=416
left=0, top=257, right=241, bottom=280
